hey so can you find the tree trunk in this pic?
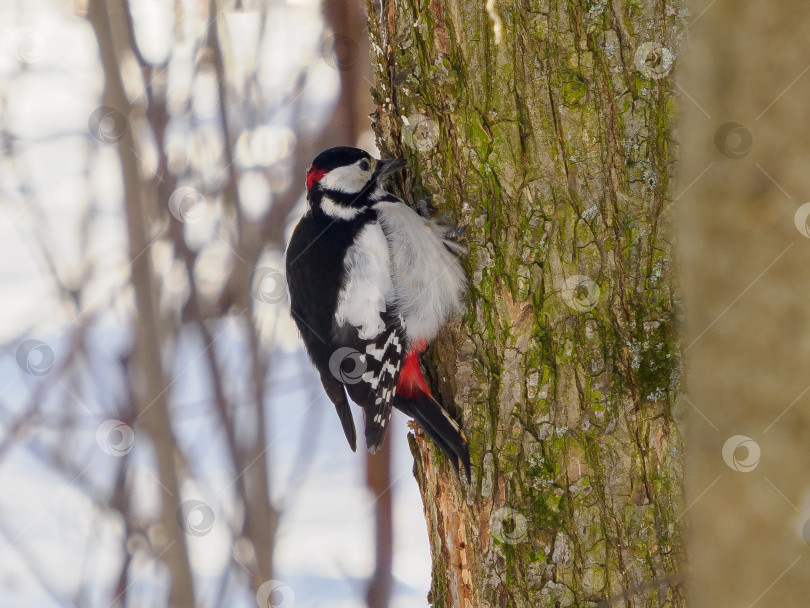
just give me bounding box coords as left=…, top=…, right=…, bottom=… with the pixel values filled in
left=367, top=0, right=686, bottom=605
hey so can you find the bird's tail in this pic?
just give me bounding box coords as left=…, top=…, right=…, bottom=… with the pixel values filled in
left=394, top=350, right=470, bottom=479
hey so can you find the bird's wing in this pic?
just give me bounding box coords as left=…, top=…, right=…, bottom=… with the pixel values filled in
left=329, top=221, right=407, bottom=453
left=340, top=317, right=406, bottom=453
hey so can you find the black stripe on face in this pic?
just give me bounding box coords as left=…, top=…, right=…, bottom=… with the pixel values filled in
left=307, top=190, right=381, bottom=222
left=320, top=188, right=375, bottom=208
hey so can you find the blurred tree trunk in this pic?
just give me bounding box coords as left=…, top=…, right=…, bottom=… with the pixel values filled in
left=680, top=2, right=810, bottom=607
left=367, top=0, right=686, bottom=605
left=87, top=1, right=196, bottom=606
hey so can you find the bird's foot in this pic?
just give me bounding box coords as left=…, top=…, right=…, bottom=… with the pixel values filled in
left=416, top=196, right=435, bottom=218
left=445, top=224, right=467, bottom=240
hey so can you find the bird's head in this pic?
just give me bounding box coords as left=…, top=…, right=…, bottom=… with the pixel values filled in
left=305, top=146, right=405, bottom=219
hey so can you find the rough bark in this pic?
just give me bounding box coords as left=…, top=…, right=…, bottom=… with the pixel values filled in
left=367, top=0, right=686, bottom=606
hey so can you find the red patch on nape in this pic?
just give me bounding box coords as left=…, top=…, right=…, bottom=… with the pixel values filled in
left=397, top=349, right=432, bottom=399
left=306, top=165, right=326, bottom=191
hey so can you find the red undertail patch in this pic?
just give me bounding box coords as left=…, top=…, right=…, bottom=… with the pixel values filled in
left=397, top=345, right=431, bottom=399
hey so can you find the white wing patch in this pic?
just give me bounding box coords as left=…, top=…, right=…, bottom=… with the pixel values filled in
left=335, top=222, right=392, bottom=340
left=374, top=201, right=466, bottom=344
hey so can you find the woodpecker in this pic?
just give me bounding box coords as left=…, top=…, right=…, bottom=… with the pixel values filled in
left=285, top=146, right=470, bottom=477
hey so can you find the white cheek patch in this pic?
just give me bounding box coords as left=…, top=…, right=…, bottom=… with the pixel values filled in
left=319, top=163, right=373, bottom=194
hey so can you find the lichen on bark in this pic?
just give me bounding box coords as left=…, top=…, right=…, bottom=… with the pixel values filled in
left=367, top=0, right=686, bottom=605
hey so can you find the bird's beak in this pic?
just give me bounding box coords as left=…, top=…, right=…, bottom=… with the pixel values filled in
left=373, top=158, right=406, bottom=181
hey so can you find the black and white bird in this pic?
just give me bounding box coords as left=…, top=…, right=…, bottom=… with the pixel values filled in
left=285, top=146, right=470, bottom=477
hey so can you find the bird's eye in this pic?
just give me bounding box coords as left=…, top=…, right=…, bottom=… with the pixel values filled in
left=359, top=159, right=371, bottom=172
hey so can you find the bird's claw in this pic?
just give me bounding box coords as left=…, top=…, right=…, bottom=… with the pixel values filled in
left=446, top=224, right=467, bottom=240
left=416, top=197, right=465, bottom=240
left=416, top=196, right=434, bottom=218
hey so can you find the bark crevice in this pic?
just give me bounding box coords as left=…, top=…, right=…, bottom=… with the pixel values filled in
left=368, top=0, right=686, bottom=605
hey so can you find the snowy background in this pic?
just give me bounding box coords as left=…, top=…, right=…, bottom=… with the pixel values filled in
left=0, top=0, right=432, bottom=606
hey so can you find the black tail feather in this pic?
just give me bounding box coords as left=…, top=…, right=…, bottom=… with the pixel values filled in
left=318, top=371, right=357, bottom=452
left=394, top=392, right=471, bottom=480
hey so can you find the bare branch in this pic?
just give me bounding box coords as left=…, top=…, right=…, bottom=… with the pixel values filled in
left=86, top=1, right=195, bottom=605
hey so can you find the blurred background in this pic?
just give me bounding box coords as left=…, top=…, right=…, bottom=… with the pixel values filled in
left=0, top=0, right=430, bottom=606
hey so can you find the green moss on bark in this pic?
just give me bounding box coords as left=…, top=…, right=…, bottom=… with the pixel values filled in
left=368, top=0, right=686, bottom=605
